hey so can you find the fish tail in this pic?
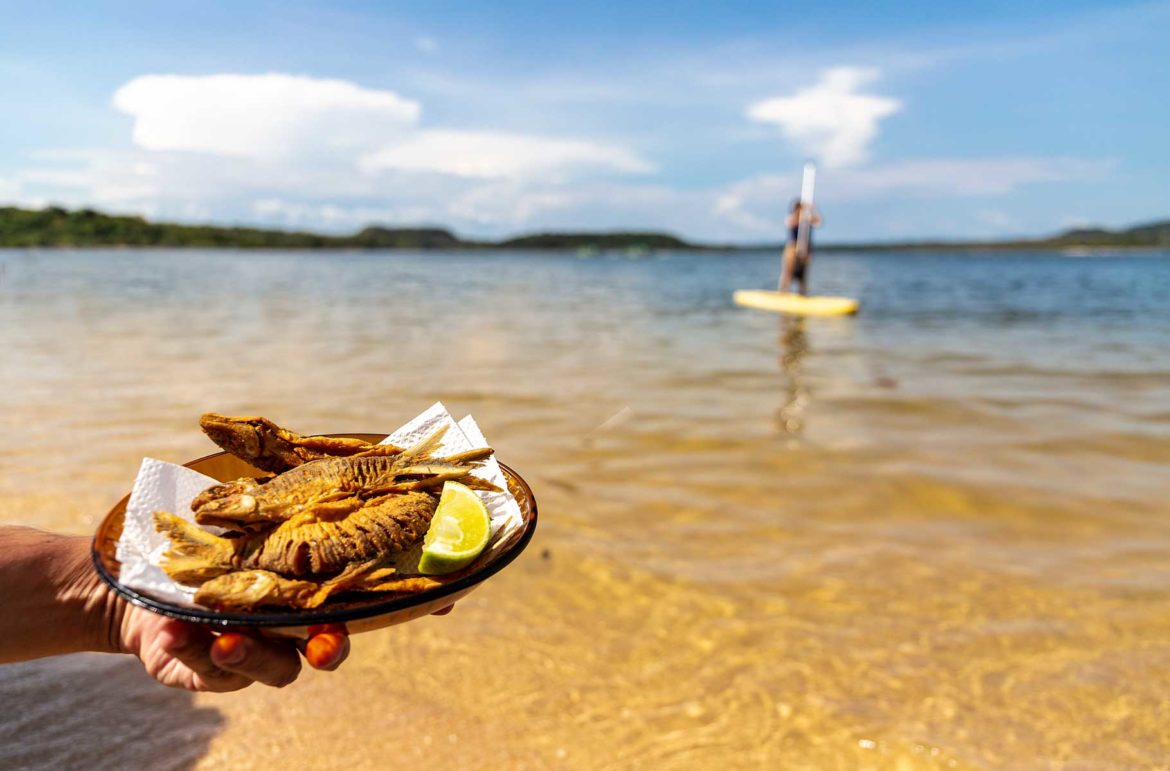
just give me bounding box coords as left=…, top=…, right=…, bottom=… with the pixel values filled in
left=438, top=447, right=494, bottom=464
left=401, top=425, right=450, bottom=462
left=153, top=511, right=236, bottom=585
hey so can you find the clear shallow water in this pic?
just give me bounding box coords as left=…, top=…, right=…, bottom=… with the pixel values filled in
left=1, top=248, right=1170, bottom=769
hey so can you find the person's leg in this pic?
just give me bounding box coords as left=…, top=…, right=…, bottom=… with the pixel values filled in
left=791, top=253, right=808, bottom=295
left=779, top=244, right=796, bottom=292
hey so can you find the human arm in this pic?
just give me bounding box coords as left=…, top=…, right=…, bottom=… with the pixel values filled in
left=0, top=525, right=348, bottom=690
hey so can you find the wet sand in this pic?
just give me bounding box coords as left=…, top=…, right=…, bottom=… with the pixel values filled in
left=2, top=248, right=1170, bottom=768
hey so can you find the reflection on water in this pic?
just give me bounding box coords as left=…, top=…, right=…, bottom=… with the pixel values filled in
left=777, top=317, right=811, bottom=436
left=2, top=248, right=1170, bottom=768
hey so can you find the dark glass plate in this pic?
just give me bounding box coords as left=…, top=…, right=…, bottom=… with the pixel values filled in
left=92, top=434, right=537, bottom=638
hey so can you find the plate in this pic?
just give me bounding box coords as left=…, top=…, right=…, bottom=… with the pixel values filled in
left=92, top=434, right=537, bottom=639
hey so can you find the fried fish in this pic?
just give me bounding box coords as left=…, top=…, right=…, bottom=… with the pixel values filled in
left=156, top=490, right=438, bottom=580
left=191, top=426, right=496, bottom=531
left=153, top=415, right=496, bottom=610
left=192, top=563, right=442, bottom=610
left=198, top=412, right=402, bottom=474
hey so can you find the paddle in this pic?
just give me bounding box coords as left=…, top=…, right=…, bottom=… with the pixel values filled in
left=795, top=161, right=816, bottom=262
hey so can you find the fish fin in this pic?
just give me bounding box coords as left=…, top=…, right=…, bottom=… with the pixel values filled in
left=300, top=558, right=400, bottom=606
left=362, top=459, right=498, bottom=495
left=399, top=425, right=450, bottom=463
left=304, top=498, right=364, bottom=522
left=360, top=576, right=444, bottom=594
left=321, top=557, right=388, bottom=588
left=153, top=511, right=236, bottom=585
left=301, top=586, right=337, bottom=609
left=438, top=447, right=494, bottom=464
left=352, top=444, right=405, bottom=458
left=294, top=435, right=385, bottom=454
left=362, top=476, right=500, bottom=499
left=460, top=476, right=503, bottom=494
left=390, top=463, right=465, bottom=476
left=298, top=567, right=402, bottom=608
left=378, top=465, right=465, bottom=490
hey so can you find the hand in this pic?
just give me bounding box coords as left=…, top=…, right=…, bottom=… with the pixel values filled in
left=0, top=527, right=451, bottom=691
left=119, top=604, right=350, bottom=692
left=120, top=600, right=453, bottom=692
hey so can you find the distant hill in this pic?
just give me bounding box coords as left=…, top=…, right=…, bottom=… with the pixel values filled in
left=1047, top=220, right=1170, bottom=248
left=0, top=206, right=466, bottom=249
left=0, top=206, right=689, bottom=250
left=1, top=205, right=1167, bottom=251
left=821, top=219, right=1170, bottom=252
left=0, top=206, right=331, bottom=248
left=351, top=226, right=463, bottom=249
left=498, top=231, right=690, bottom=250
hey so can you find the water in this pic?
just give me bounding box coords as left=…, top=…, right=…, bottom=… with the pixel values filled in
left=1, top=248, right=1169, bottom=769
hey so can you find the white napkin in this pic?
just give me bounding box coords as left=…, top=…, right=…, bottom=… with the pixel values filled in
left=115, top=403, right=523, bottom=608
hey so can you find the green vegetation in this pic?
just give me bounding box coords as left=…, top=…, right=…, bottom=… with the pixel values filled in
left=0, top=206, right=690, bottom=251
left=1, top=205, right=1168, bottom=251
left=350, top=226, right=464, bottom=249
left=819, top=220, right=1170, bottom=252
left=0, top=206, right=467, bottom=249
left=497, top=232, right=690, bottom=250
left=1046, top=221, right=1170, bottom=249
left=0, top=206, right=336, bottom=248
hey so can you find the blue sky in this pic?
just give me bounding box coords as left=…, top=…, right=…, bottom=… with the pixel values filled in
left=1, top=0, right=1167, bottom=242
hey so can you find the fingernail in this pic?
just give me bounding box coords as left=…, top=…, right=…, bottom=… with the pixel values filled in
left=213, top=634, right=248, bottom=666
left=305, top=633, right=347, bottom=670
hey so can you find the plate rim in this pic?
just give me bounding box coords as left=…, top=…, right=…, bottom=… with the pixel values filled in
left=90, top=436, right=537, bottom=628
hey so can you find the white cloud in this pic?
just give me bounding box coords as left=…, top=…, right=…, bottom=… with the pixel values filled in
left=5, top=69, right=1113, bottom=242
left=0, top=72, right=653, bottom=232
left=747, top=67, right=901, bottom=168
left=106, top=73, right=649, bottom=185
left=360, top=130, right=653, bottom=179
left=414, top=36, right=439, bottom=54
left=113, top=73, right=421, bottom=159
left=0, top=175, right=24, bottom=202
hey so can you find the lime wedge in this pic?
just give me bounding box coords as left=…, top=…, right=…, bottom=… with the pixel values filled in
left=418, top=481, right=492, bottom=575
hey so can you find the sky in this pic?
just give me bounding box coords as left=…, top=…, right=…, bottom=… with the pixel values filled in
left=0, top=0, right=1167, bottom=242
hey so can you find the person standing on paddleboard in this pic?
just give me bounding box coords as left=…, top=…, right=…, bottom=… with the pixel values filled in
left=780, top=198, right=822, bottom=295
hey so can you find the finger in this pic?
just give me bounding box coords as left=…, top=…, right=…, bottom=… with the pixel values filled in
left=304, top=632, right=349, bottom=671
left=431, top=604, right=455, bottom=616
left=157, top=621, right=252, bottom=693
left=210, top=633, right=302, bottom=688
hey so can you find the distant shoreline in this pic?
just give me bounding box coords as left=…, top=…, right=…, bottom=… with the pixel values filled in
left=2, top=205, right=1168, bottom=252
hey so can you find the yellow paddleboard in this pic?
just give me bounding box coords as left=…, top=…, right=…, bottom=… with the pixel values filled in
left=733, top=290, right=859, bottom=317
